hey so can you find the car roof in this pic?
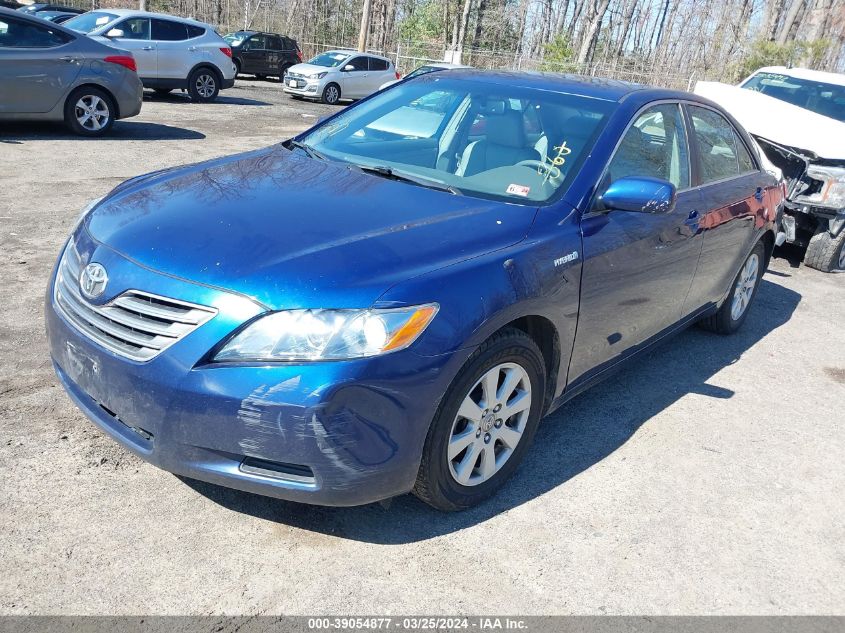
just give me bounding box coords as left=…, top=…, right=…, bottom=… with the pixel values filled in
left=753, top=66, right=845, bottom=87
left=324, top=49, right=392, bottom=62
left=438, top=69, right=699, bottom=103
left=87, top=8, right=209, bottom=27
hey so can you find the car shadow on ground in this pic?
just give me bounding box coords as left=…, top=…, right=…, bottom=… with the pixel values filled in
left=144, top=91, right=272, bottom=106
left=0, top=121, right=205, bottom=141
left=182, top=276, right=801, bottom=544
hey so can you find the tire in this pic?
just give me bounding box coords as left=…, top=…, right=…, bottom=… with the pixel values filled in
left=278, top=64, right=291, bottom=79
left=321, top=82, right=341, bottom=105
left=63, top=86, right=115, bottom=136
left=233, top=60, right=241, bottom=76
left=804, top=229, right=845, bottom=272
left=187, top=67, right=220, bottom=103
left=153, top=88, right=172, bottom=96
left=414, top=327, right=546, bottom=511
left=699, top=240, right=766, bottom=334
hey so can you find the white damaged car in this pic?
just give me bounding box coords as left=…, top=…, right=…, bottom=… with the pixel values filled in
left=696, top=67, right=845, bottom=272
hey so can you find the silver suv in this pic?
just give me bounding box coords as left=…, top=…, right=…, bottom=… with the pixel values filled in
left=284, top=49, right=398, bottom=104
left=63, top=9, right=236, bottom=102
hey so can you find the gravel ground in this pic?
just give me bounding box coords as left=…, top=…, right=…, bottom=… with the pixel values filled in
left=0, top=80, right=843, bottom=616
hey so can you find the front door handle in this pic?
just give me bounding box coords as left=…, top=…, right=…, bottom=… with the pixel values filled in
left=187, top=46, right=197, bottom=51
left=59, top=56, right=78, bottom=63
left=684, top=209, right=700, bottom=226
left=142, top=46, right=154, bottom=51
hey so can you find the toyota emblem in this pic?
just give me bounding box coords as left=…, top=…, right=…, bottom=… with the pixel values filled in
left=79, top=262, right=108, bottom=300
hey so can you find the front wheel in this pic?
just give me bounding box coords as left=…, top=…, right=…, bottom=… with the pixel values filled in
left=414, top=328, right=546, bottom=511
left=187, top=68, right=219, bottom=102
left=64, top=86, right=114, bottom=136
left=699, top=240, right=766, bottom=334
left=321, top=82, right=341, bottom=105
left=804, top=228, right=845, bottom=272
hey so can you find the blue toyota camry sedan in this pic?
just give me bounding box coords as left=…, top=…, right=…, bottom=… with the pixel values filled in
left=46, top=71, right=781, bottom=511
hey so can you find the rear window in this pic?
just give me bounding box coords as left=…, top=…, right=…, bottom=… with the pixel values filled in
left=63, top=11, right=118, bottom=33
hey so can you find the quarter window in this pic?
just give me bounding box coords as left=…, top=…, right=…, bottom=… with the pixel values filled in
left=607, top=103, right=690, bottom=189
left=186, top=25, right=205, bottom=38
left=118, top=18, right=150, bottom=40
left=688, top=105, right=755, bottom=183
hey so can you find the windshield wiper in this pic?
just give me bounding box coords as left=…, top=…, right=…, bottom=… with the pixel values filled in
left=350, top=164, right=463, bottom=195
left=285, top=139, right=328, bottom=161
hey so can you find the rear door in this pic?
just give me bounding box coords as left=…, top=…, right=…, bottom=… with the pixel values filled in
left=682, top=104, right=769, bottom=310
left=109, top=17, right=155, bottom=78
left=265, top=35, right=283, bottom=74
left=150, top=18, right=192, bottom=80
left=366, top=56, right=392, bottom=92
left=570, top=102, right=703, bottom=385
left=0, top=15, right=79, bottom=113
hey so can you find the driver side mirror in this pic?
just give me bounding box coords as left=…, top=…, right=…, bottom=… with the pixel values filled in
left=343, top=64, right=355, bottom=72
left=105, top=28, right=124, bottom=38
left=598, top=176, right=676, bottom=214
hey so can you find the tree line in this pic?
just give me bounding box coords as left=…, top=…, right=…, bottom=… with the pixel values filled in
left=66, top=0, right=845, bottom=86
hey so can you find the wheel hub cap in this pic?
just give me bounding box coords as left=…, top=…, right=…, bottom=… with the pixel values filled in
left=447, top=362, right=532, bottom=487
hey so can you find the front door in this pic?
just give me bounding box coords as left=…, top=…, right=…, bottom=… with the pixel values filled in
left=338, top=56, right=369, bottom=98
left=241, top=34, right=266, bottom=74
left=108, top=17, right=155, bottom=79
left=0, top=15, right=80, bottom=113
left=569, top=102, right=703, bottom=385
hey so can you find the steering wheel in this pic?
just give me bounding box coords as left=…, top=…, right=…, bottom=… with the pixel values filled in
left=516, top=159, right=563, bottom=185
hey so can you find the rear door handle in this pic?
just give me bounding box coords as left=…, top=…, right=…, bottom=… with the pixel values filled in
left=142, top=46, right=154, bottom=51
left=684, top=209, right=700, bottom=226
left=59, top=56, right=78, bottom=63
left=187, top=46, right=197, bottom=51
left=754, top=186, right=764, bottom=202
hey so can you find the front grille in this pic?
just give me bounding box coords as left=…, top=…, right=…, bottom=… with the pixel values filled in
left=286, top=71, right=305, bottom=79
left=54, top=243, right=217, bottom=362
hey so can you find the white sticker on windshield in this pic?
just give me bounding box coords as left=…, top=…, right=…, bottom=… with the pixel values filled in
left=95, top=16, right=111, bottom=25
left=506, top=184, right=530, bottom=197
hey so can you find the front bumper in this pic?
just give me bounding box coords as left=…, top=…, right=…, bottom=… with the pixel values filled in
left=45, top=232, right=460, bottom=506
left=283, top=77, right=323, bottom=98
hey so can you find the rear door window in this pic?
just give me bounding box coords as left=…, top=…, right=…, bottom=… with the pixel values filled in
left=267, top=35, right=283, bottom=50
left=369, top=57, right=389, bottom=71
left=0, top=17, right=70, bottom=47
left=688, top=105, right=756, bottom=183
left=151, top=19, right=188, bottom=41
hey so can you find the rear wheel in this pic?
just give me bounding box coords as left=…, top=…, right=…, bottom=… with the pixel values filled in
left=233, top=59, right=241, bottom=76
left=64, top=86, right=114, bottom=136
left=321, top=82, right=341, bottom=105
left=699, top=240, right=765, bottom=334
left=256, top=73, right=268, bottom=81
left=804, top=229, right=845, bottom=272
left=187, top=67, right=219, bottom=102
left=414, top=328, right=546, bottom=511
left=278, top=63, right=291, bottom=79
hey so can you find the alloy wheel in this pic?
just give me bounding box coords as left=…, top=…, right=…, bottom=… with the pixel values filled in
left=447, top=362, right=532, bottom=487
left=196, top=74, right=216, bottom=98
left=731, top=253, right=759, bottom=321
left=839, top=243, right=845, bottom=270
left=74, top=95, right=110, bottom=132
left=326, top=85, right=339, bottom=103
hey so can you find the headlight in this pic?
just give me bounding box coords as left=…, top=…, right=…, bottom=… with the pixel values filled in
left=72, top=196, right=104, bottom=232
left=214, top=304, right=438, bottom=362
left=314, top=71, right=327, bottom=79
left=802, top=166, right=845, bottom=209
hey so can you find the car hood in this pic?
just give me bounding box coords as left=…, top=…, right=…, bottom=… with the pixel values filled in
left=287, top=63, right=337, bottom=76
left=694, top=81, right=845, bottom=161
left=84, top=146, right=537, bottom=310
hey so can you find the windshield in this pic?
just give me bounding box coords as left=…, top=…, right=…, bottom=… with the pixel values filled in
left=300, top=76, right=614, bottom=204
left=308, top=51, right=351, bottom=68
left=63, top=11, right=118, bottom=33
left=223, top=32, right=247, bottom=46
left=742, top=71, right=845, bottom=123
